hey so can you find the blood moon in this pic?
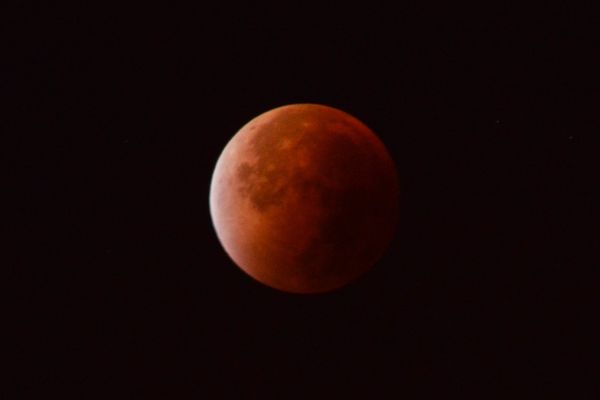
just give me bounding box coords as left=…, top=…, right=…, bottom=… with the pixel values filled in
left=209, top=104, right=399, bottom=294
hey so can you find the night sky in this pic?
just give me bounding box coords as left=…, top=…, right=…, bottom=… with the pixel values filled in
left=10, top=3, right=595, bottom=398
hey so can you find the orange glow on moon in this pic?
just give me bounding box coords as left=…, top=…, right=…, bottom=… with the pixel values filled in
left=210, top=104, right=399, bottom=293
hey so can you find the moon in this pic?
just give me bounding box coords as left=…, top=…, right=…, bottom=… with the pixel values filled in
left=209, top=104, right=399, bottom=293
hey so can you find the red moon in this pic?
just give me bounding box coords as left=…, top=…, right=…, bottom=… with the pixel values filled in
left=209, top=104, right=399, bottom=293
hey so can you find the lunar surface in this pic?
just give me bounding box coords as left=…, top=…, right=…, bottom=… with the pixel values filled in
left=209, top=104, right=399, bottom=293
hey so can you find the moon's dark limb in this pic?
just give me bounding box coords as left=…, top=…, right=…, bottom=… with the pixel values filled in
left=210, top=104, right=399, bottom=293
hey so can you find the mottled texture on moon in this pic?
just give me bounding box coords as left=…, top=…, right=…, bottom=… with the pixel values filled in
left=210, top=104, right=399, bottom=293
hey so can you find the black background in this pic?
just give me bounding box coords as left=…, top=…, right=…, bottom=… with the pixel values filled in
left=9, top=3, right=596, bottom=398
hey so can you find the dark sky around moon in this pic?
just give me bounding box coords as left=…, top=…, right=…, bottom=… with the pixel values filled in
left=8, top=3, right=595, bottom=398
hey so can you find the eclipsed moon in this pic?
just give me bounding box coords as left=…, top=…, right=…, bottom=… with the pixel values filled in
left=209, top=104, right=399, bottom=293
